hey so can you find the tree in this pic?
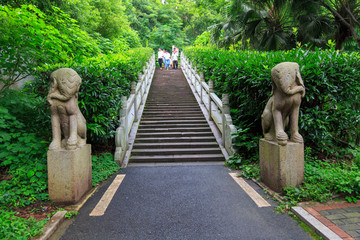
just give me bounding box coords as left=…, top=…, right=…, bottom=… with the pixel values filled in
left=307, top=0, right=360, bottom=50
left=211, top=0, right=296, bottom=50
left=0, top=5, right=100, bottom=93
left=171, top=0, right=226, bottom=45
left=149, top=6, right=185, bottom=50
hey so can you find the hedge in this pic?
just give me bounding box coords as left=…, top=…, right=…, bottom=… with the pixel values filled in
left=183, top=47, right=360, bottom=159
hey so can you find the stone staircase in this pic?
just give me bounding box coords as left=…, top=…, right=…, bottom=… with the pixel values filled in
left=130, top=68, right=224, bottom=163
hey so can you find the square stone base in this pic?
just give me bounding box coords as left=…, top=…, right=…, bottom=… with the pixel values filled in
left=259, top=139, right=304, bottom=193
left=47, top=144, right=92, bottom=203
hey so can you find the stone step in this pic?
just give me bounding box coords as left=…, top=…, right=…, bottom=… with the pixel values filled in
left=146, top=101, right=197, bottom=104
left=131, top=148, right=222, bottom=156
left=130, top=154, right=225, bottom=163
left=144, top=107, right=202, bottom=113
left=137, top=127, right=211, bottom=132
left=145, top=104, right=199, bottom=108
left=141, top=120, right=207, bottom=124
left=139, top=122, right=209, bottom=127
left=144, top=107, right=199, bottom=110
left=134, top=136, right=216, bottom=143
left=141, top=116, right=205, bottom=121
left=136, top=132, right=213, bottom=138
left=132, top=142, right=220, bottom=149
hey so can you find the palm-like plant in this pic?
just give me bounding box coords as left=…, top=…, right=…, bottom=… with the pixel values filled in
left=289, top=0, right=360, bottom=50
left=210, top=0, right=295, bottom=50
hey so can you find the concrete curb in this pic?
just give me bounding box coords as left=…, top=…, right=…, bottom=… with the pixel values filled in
left=291, top=206, right=342, bottom=240
left=36, top=186, right=98, bottom=240
left=38, top=211, right=66, bottom=240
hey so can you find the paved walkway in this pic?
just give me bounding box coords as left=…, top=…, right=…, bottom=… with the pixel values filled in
left=58, top=164, right=312, bottom=239
left=302, top=202, right=360, bottom=240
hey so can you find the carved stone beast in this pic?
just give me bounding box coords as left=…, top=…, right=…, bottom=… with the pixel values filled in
left=47, top=68, right=86, bottom=150
left=261, top=62, right=305, bottom=146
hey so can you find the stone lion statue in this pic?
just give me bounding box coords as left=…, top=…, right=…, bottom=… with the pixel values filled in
left=261, top=62, right=305, bottom=146
left=47, top=68, right=86, bottom=150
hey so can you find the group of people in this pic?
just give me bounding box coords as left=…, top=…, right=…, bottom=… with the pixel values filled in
left=157, top=46, right=179, bottom=70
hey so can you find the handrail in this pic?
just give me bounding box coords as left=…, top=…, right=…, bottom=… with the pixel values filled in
left=114, top=54, right=156, bottom=164
left=180, top=52, right=236, bottom=156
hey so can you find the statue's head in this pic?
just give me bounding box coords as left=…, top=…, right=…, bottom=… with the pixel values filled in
left=50, top=68, right=82, bottom=98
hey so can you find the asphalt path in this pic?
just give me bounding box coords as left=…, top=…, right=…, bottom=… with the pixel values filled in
left=59, top=164, right=312, bottom=240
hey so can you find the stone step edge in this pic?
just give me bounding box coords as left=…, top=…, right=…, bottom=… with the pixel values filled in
left=131, top=148, right=222, bottom=153
left=130, top=154, right=225, bottom=162
left=132, top=142, right=219, bottom=146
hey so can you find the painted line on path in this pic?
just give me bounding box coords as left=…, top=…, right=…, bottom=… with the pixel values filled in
left=89, top=174, right=125, bottom=216
left=229, top=173, right=271, bottom=208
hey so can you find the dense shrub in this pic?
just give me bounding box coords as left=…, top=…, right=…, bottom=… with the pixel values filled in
left=26, top=48, right=154, bottom=145
left=0, top=208, right=47, bottom=239
left=238, top=147, right=360, bottom=203
left=0, top=91, right=49, bottom=207
left=183, top=47, right=360, bottom=158
left=284, top=147, right=360, bottom=203
left=92, top=153, right=120, bottom=187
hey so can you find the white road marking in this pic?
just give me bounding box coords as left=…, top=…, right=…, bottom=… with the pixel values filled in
left=229, top=173, right=271, bottom=208
left=89, top=174, right=125, bottom=216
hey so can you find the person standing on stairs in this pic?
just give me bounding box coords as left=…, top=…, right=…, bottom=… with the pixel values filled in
left=172, top=48, right=179, bottom=70
left=164, top=50, right=171, bottom=70
left=158, top=48, right=164, bottom=70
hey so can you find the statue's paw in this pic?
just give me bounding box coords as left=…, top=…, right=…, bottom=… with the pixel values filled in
left=264, top=133, right=276, bottom=142
left=66, top=143, right=77, bottom=150
left=77, top=138, right=86, bottom=147
left=49, top=141, right=61, bottom=150
left=291, top=133, right=303, bottom=143
left=276, top=131, right=288, bottom=146
left=66, top=137, right=77, bottom=150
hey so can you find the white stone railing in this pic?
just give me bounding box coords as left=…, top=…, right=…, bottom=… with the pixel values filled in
left=181, top=52, right=236, bottom=156
left=115, top=54, right=156, bottom=164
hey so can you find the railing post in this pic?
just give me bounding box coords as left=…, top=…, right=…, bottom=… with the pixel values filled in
left=115, top=95, right=129, bottom=164
left=131, top=81, right=138, bottom=121
left=138, top=73, right=143, bottom=105
left=120, top=96, right=128, bottom=135
left=208, top=80, right=214, bottom=121
left=200, top=72, right=204, bottom=104
left=222, top=94, right=230, bottom=145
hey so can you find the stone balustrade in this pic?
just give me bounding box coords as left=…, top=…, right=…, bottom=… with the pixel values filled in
left=114, top=54, right=156, bottom=164
left=180, top=52, right=236, bottom=156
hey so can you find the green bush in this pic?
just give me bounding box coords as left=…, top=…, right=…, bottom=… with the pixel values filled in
left=235, top=147, right=360, bottom=203
left=183, top=47, right=360, bottom=158
left=0, top=208, right=48, bottom=240
left=283, top=147, right=360, bottom=203
left=92, top=153, right=120, bottom=186
left=0, top=91, right=49, bottom=208
left=26, top=48, right=154, bottom=145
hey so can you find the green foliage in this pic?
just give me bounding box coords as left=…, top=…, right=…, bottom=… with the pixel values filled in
left=0, top=92, right=49, bottom=208
left=27, top=48, right=153, bottom=144
left=65, top=211, right=79, bottom=219
left=238, top=164, right=260, bottom=180
left=0, top=208, right=48, bottom=240
left=0, top=4, right=101, bottom=92
left=194, top=31, right=215, bottom=47
left=184, top=46, right=360, bottom=157
left=283, top=147, right=360, bottom=203
left=92, top=153, right=120, bottom=186
left=149, top=7, right=185, bottom=51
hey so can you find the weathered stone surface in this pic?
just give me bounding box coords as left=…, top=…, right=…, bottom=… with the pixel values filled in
left=47, top=68, right=86, bottom=150
left=261, top=62, right=305, bottom=146
left=47, top=144, right=92, bottom=203
left=259, top=139, right=304, bottom=192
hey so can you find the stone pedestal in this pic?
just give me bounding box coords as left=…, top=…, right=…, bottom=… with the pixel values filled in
left=259, top=139, right=304, bottom=193
left=47, top=144, right=92, bottom=203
